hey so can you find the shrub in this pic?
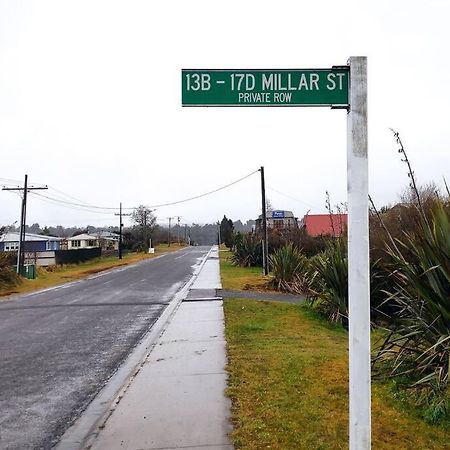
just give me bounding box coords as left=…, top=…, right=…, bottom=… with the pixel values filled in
left=0, top=252, right=21, bottom=289
left=267, top=228, right=329, bottom=257
left=268, top=244, right=311, bottom=293
left=309, top=239, right=349, bottom=326
left=231, top=232, right=262, bottom=267
left=373, top=201, right=450, bottom=420
left=307, top=239, right=385, bottom=328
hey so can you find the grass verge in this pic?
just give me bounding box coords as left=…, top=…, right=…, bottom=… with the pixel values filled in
left=224, top=299, right=450, bottom=449
left=220, top=250, right=450, bottom=448
left=0, top=243, right=186, bottom=299
left=219, top=250, right=268, bottom=291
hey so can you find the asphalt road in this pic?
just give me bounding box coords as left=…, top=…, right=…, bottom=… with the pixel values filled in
left=0, top=246, right=210, bottom=450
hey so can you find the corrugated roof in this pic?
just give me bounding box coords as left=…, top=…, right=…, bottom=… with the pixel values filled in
left=67, top=233, right=98, bottom=241
left=0, top=232, right=62, bottom=242
left=88, top=231, right=119, bottom=239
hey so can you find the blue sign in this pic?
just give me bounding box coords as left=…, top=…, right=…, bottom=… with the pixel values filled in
left=272, top=210, right=285, bottom=219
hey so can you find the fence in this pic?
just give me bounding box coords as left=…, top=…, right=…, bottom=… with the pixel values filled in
left=55, top=248, right=101, bottom=265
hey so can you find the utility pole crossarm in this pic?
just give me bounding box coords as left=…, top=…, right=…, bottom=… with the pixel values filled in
left=2, top=186, right=48, bottom=191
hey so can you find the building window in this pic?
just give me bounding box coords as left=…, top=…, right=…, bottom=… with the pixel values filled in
left=88, top=240, right=96, bottom=247
left=4, top=242, right=19, bottom=251
left=72, top=240, right=81, bottom=248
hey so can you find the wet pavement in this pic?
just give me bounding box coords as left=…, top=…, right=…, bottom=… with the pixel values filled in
left=89, top=246, right=233, bottom=450
left=0, top=246, right=210, bottom=450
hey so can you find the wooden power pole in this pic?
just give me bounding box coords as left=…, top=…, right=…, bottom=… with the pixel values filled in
left=259, top=166, right=269, bottom=275
left=114, top=203, right=131, bottom=259
left=2, top=175, right=48, bottom=274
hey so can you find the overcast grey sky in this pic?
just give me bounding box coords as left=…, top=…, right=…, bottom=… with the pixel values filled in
left=1, top=0, right=449, bottom=228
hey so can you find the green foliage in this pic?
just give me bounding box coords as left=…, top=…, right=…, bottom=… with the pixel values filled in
left=231, top=228, right=329, bottom=270
left=225, top=298, right=450, bottom=448
left=374, top=202, right=450, bottom=420
left=268, top=244, right=311, bottom=294
left=0, top=252, right=21, bottom=289
left=220, top=215, right=234, bottom=249
left=309, top=239, right=349, bottom=326
left=231, top=232, right=262, bottom=267
left=131, top=205, right=157, bottom=250
left=267, top=228, right=329, bottom=257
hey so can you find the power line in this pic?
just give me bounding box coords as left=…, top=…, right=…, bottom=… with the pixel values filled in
left=26, top=192, right=115, bottom=215
left=267, top=186, right=323, bottom=211
left=2, top=180, right=118, bottom=211
left=4, top=169, right=260, bottom=213
left=47, top=185, right=100, bottom=205
left=146, top=170, right=259, bottom=208
left=28, top=192, right=119, bottom=211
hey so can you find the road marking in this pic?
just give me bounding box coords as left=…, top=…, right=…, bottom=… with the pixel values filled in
left=55, top=246, right=214, bottom=450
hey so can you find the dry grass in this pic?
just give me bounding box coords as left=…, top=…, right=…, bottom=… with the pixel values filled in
left=0, top=243, right=186, bottom=299
left=224, top=299, right=450, bottom=449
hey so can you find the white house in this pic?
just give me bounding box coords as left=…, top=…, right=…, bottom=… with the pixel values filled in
left=66, top=233, right=99, bottom=250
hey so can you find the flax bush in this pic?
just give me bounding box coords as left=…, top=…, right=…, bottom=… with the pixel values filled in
left=231, top=232, right=262, bottom=267
left=308, top=239, right=349, bottom=326
left=268, top=244, right=312, bottom=293
left=374, top=202, right=450, bottom=421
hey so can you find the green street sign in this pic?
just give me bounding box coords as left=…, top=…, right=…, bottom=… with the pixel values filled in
left=182, top=68, right=349, bottom=107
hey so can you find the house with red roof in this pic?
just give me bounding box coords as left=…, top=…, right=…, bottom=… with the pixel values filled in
left=300, top=214, right=347, bottom=237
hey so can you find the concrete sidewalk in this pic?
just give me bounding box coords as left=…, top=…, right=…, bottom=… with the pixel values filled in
left=89, top=246, right=233, bottom=450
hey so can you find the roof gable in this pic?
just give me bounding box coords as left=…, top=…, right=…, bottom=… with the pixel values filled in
left=67, top=233, right=98, bottom=241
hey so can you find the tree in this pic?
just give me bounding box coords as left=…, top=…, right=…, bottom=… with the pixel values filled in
left=40, top=226, right=51, bottom=236
left=26, top=223, right=41, bottom=234
left=220, top=215, right=234, bottom=249
left=132, top=205, right=157, bottom=251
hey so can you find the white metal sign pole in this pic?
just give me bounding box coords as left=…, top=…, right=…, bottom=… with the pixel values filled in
left=347, top=56, right=370, bottom=449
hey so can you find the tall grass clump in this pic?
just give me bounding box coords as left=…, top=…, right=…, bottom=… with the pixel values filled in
left=268, top=244, right=311, bottom=293
left=0, top=252, right=21, bottom=289
left=231, top=232, right=262, bottom=267
left=309, top=239, right=349, bottom=326
left=373, top=130, right=450, bottom=421
left=374, top=201, right=450, bottom=420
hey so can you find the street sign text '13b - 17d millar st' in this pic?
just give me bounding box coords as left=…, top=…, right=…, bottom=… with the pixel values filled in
left=181, top=68, right=349, bottom=107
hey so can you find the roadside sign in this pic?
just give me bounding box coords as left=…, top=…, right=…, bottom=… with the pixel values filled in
left=182, top=59, right=370, bottom=450
left=182, top=69, right=349, bottom=107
